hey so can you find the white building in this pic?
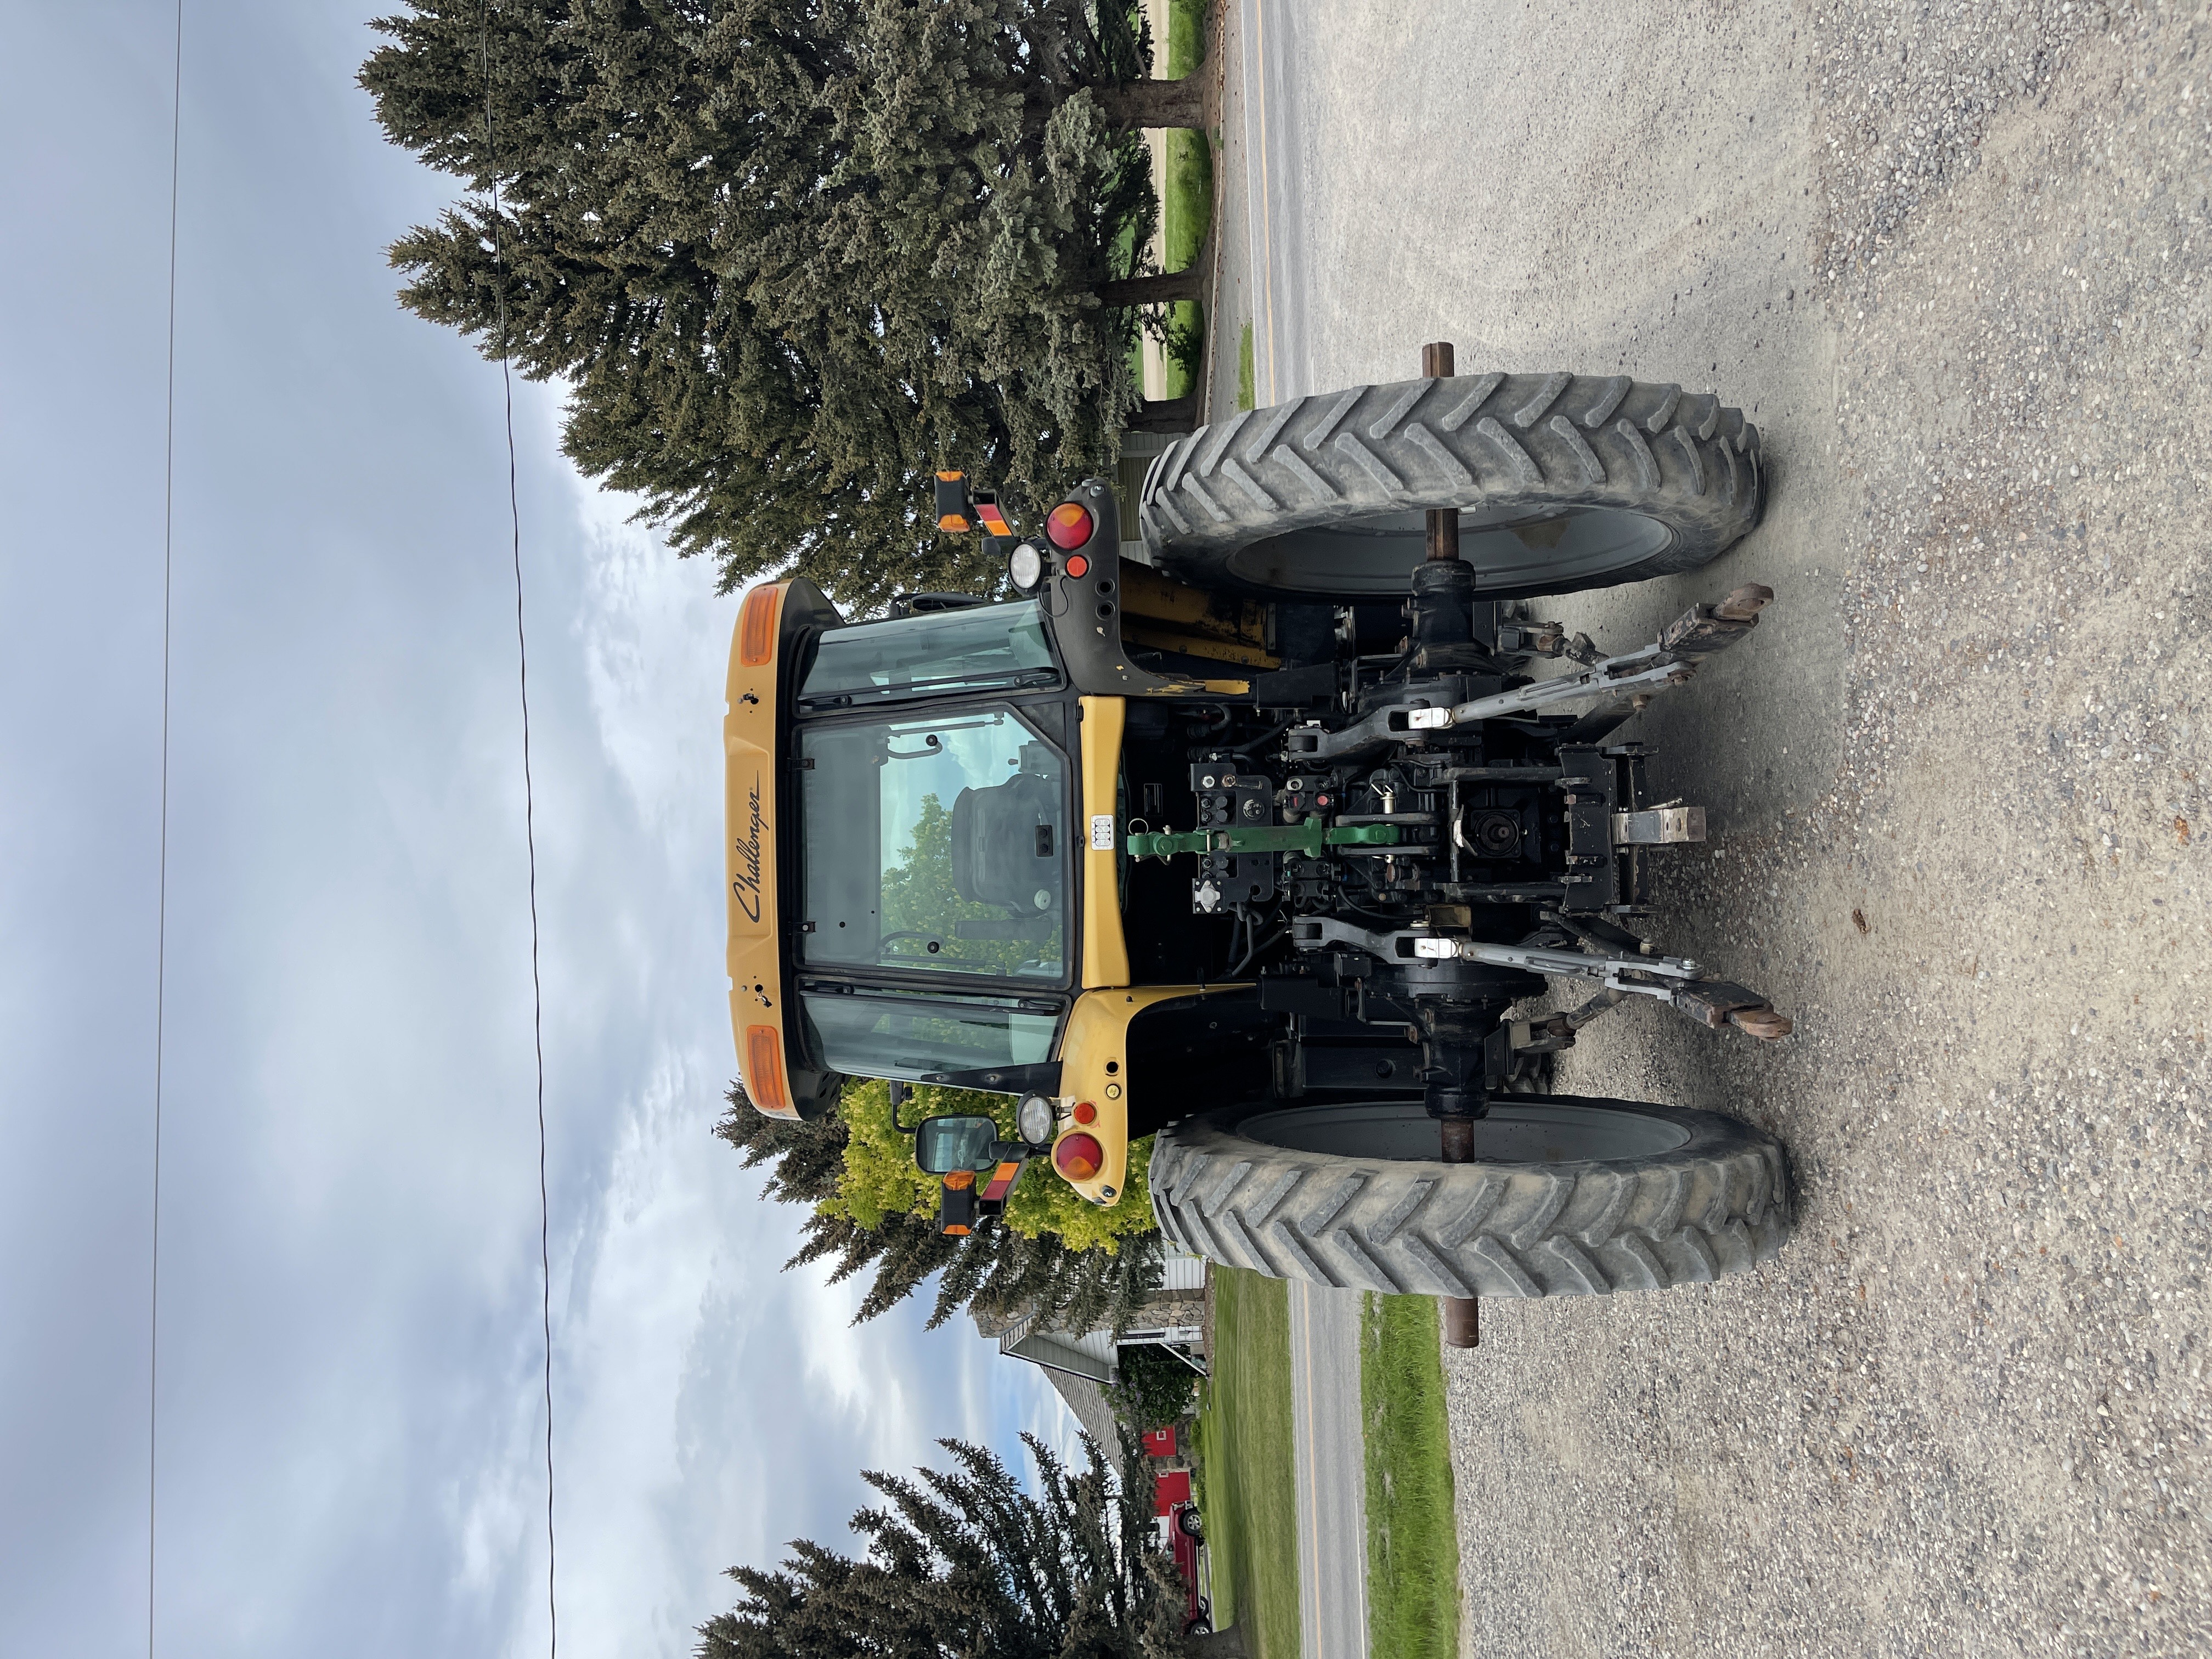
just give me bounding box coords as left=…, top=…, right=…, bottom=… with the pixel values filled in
left=973, top=1245, right=1210, bottom=1391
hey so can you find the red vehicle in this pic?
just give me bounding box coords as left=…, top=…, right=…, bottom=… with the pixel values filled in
left=1152, top=1471, right=1210, bottom=1634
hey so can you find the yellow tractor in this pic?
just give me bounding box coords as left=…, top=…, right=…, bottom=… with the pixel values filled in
left=727, top=368, right=1792, bottom=1315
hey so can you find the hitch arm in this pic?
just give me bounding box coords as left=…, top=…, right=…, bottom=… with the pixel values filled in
left=1405, top=583, right=1775, bottom=736
left=1291, top=916, right=1793, bottom=1041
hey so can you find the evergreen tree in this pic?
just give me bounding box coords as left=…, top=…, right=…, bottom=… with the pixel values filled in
left=1105, top=1344, right=1198, bottom=1434
left=718, top=1086, right=1164, bottom=1335
left=361, top=1, right=1207, bottom=613
left=698, top=1436, right=1245, bottom=1659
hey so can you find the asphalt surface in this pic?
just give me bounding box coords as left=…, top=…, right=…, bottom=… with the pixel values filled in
left=1289, top=1282, right=1369, bottom=1659
left=1237, top=0, right=1316, bottom=407
left=1208, top=3, right=2212, bottom=1656
left=1232, top=16, right=1373, bottom=1657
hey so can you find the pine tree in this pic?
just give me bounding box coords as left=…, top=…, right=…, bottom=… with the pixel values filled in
left=697, top=1436, right=1245, bottom=1659
left=360, top=1, right=1204, bottom=613
left=717, top=1088, right=1163, bottom=1335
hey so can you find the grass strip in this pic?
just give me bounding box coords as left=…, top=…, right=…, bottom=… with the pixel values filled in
left=1160, top=125, right=1211, bottom=399
left=1237, top=321, right=1255, bottom=411
left=1190, top=1268, right=1297, bottom=1659
left=1166, top=0, right=1204, bottom=76
left=1157, top=0, right=1210, bottom=400
left=1360, top=1294, right=1461, bottom=1659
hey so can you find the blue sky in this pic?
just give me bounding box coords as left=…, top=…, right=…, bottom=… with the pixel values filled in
left=0, top=5, right=1066, bottom=1654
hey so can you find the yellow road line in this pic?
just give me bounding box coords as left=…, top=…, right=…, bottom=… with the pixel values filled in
left=1254, top=0, right=1277, bottom=405
left=1297, top=1283, right=1321, bottom=1654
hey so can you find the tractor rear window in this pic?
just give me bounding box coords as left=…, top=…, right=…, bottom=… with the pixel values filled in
left=799, top=988, right=1059, bottom=1081
left=798, top=602, right=1056, bottom=708
left=798, top=705, right=1069, bottom=982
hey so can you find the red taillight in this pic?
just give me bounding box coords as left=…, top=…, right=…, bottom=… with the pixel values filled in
left=1053, top=1132, right=1105, bottom=1182
left=1072, top=1101, right=1097, bottom=1125
left=1046, top=502, right=1094, bottom=550
left=737, top=584, right=781, bottom=667
left=743, top=1025, right=791, bottom=1113
left=1063, top=553, right=1090, bottom=579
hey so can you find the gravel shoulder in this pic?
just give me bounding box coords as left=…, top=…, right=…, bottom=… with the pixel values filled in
left=1223, top=4, right=2212, bottom=1655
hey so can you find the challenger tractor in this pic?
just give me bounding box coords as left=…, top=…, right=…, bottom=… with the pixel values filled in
left=725, top=361, right=1793, bottom=1330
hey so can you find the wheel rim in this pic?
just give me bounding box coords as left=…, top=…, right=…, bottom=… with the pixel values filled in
left=1221, top=504, right=1675, bottom=596
left=1235, top=1099, right=1691, bottom=1163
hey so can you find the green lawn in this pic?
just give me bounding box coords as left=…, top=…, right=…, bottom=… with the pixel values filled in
left=1164, top=0, right=1204, bottom=76
left=1360, top=1295, right=1462, bottom=1659
left=1159, top=128, right=1211, bottom=400
left=1157, top=0, right=1211, bottom=400
left=1190, top=1268, right=1298, bottom=1659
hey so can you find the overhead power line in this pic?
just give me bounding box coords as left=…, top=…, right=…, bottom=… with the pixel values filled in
left=145, top=13, right=556, bottom=1657
left=477, top=6, right=558, bottom=1654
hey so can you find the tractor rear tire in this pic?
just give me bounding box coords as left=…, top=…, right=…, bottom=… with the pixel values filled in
left=1148, top=1096, right=1790, bottom=1299
left=1136, top=374, right=1763, bottom=602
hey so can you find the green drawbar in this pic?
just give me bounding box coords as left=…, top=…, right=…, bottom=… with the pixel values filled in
left=1125, top=821, right=1403, bottom=859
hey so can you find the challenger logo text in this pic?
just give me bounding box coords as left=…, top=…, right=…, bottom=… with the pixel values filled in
left=731, top=774, right=765, bottom=923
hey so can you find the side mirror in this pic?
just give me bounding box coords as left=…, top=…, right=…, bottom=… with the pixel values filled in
left=913, top=1114, right=1000, bottom=1176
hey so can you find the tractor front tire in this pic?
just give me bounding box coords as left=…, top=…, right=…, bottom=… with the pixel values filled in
left=1149, top=1097, right=1790, bottom=1299
left=1137, top=374, right=1763, bottom=603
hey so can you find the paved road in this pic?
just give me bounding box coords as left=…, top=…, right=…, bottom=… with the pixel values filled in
left=1233, top=16, right=1369, bottom=1659
left=1238, top=0, right=1316, bottom=406
left=1212, top=3, right=2212, bottom=1655
left=1288, top=1282, right=1368, bottom=1659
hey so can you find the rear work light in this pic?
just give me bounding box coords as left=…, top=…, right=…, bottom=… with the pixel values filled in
left=1053, top=1132, right=1104, bottom=1182
left=1046, top=502, right=1094, bottom=550
left=743, top=1025, right=791, bottom=1113
left=737, top=585, right=780, bottom=667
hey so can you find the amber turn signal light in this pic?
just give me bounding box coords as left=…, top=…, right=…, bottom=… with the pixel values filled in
left=743, top=1024, right=790, bottom=1112
left=737, top=584, right=781, bottom=667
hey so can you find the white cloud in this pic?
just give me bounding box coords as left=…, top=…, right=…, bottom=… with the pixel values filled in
left=0, top=24, right=1079, bottom=1652
left=520, top=432, right=1073, bottom=1655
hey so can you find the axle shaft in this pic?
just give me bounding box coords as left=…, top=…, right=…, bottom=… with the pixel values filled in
left=1421, top=341, right=1462, bottom=564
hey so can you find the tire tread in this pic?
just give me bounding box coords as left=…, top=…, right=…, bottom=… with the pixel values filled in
left=1148, top=1097, right=1792, bottom=1300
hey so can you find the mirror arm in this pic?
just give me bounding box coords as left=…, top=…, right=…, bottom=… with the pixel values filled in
left=889, top=1080, right=921, bottom=1135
